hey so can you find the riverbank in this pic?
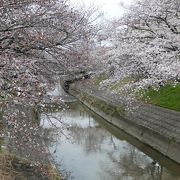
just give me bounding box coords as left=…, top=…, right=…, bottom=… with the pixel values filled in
left=0, top=103, right=61, bottom=180
left=0, top=152, right=60, bottom=180
left=69, top=80, right=180, bottom=164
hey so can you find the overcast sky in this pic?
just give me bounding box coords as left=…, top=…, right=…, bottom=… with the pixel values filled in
left=71, top=0, right=134, bottom=18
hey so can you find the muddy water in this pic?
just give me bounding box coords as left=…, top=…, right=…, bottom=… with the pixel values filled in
left=41, top=102, right=180, bottom=180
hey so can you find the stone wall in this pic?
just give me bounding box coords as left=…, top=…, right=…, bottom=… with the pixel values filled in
left=69, top=83, right=180, bottom=164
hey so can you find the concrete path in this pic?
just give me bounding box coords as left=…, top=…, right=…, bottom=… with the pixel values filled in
left=73, top=81, right=180, bottom=143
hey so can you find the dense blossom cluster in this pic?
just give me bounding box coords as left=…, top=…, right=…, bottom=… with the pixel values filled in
left=102, top=0, right=180, bottom=92
left=0, top=0, right=98, bottom=165
left=0, top=0, right=98, bottom=104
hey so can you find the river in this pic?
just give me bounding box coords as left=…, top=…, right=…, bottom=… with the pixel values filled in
left=41, top=86, right=180, bottom=180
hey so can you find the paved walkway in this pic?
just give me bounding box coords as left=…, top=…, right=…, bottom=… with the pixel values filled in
left=73, top=81, right=180, bottom=143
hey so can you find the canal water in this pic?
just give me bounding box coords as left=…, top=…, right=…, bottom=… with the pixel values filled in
left=41, top=93, right=180, bottom=180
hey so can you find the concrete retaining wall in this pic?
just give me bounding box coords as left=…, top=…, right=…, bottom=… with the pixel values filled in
left=69, top=84, right=180, bottom=164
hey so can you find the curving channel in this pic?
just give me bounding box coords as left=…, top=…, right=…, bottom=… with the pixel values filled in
left=41, top=87, right=180, bottom=180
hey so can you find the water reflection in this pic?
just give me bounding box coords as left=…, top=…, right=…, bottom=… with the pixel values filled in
left=41, top=102, right=180, bottom=180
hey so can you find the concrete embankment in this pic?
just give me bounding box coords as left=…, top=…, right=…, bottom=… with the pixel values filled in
left=69, top=82, right=180, bottom=164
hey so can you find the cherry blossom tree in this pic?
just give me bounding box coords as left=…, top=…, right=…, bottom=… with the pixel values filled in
left=102, top=0, right=180, bottom=92
left=0, top=0, right=99, bottom=104
left=0, top=0, right=100, bottom=168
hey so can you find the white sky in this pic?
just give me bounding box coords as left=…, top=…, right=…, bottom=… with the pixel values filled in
left=71, top=0, right=134, bottom=18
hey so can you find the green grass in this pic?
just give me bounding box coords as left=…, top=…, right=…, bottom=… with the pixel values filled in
left=0, top=138, right=4, bottom=153
left=111, top=77, right=180, bottom=112
left=0, top=112, right=2, bottom=120
left=79, top=91, right=125, bottom=116
left=92, top=73, right=108, bottom=86
left=110, top=77, right=135, bottom=92
left=91, top=74, right=180, bottom=112
left=143, top=84, right=180, bottom=111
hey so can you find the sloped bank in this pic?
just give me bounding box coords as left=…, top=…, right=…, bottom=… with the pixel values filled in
left=69, top=82, right=180, bottom=164
left=0, top=104, right=61, bottom=180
